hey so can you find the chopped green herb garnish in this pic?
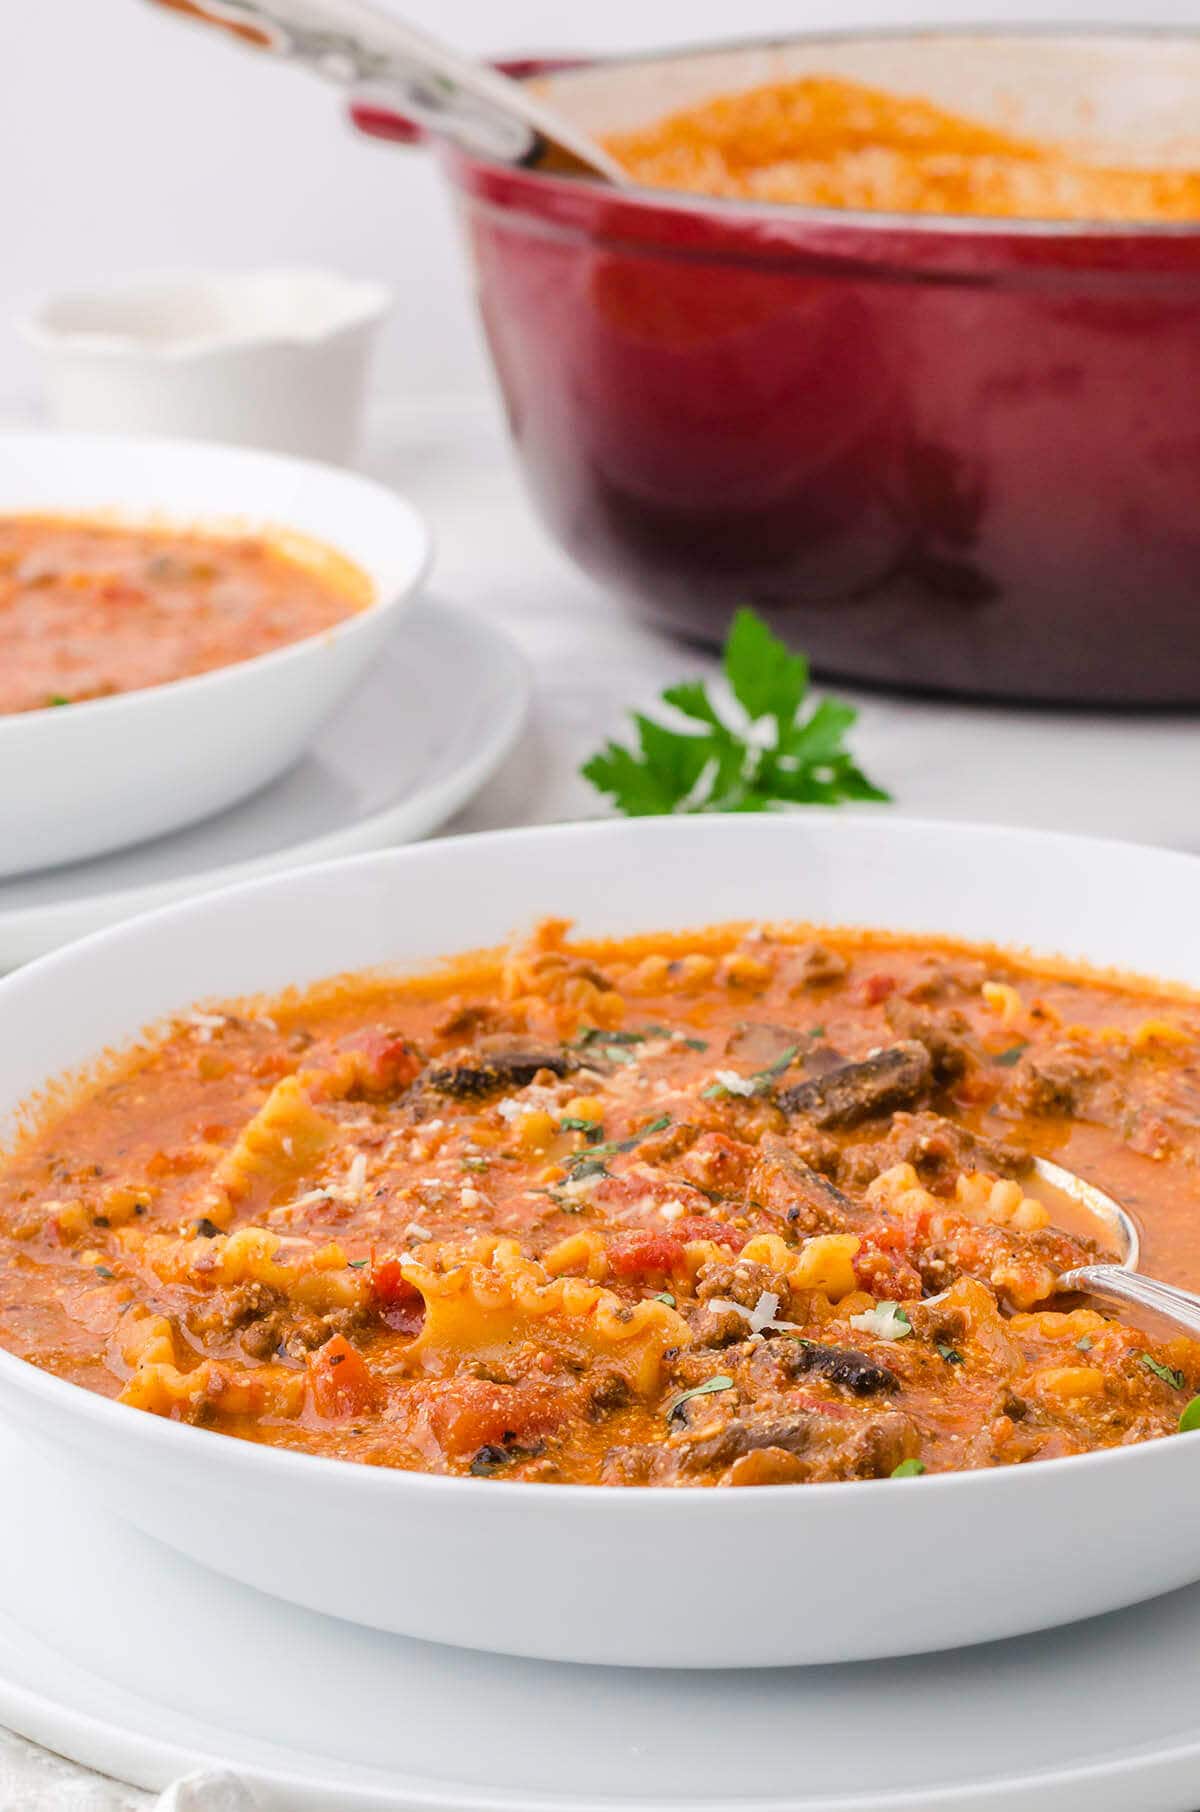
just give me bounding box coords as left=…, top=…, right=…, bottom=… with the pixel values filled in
left=1140, top=1353, right=1185, bottom=1390
left=891, top=1458, right=926, bottom=1478
left=604, top=1045, right=637, bottom=1065
left=560, top=1116, right=603, bottom=1140
left=46, top=694, right=70, bottom=708
left=94, top=1265, right=115, bottom=1280
left=347, top=1258, right=368, bottom=1269
left=576, top=1025, right=669, bottom=1048
left=461, top=1155, right=490, bottom=1172
left=654, top=1292, right=677, bottom=1308
left=808, top=1024, right=826, bottom=1038
left=703, top=1044, right=801, bottom=1101
left=1075, top=1335, right=1095, bottom=1353
left=993, top=1042, right=1029, bottom=1067
left=936, top=1344, right=963, bottom=1365
left=666, top=1375, right=734, bottom=1423
left=683, top=1036, right=709, bottom=1052
left=1179, top=1395, right=1200, bottom=1433
left=581, top=606, right=890, bottom=817
left=563, top=1115, right=672, bottom=1175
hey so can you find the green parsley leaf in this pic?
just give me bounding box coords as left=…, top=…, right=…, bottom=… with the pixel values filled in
left=936, top=1344, right=964, bottom=1365
left=703, top=1044, right=801, bottom=1101
left=891, top=1458, right=926, bottom=1478
left=581, top=607, right=889, bottom=818
left=565, top=1115, right=672, bottom=1174
left=754, top=1043, right=801, bottom=1083
left=347, top=1258, right=368, bottom=1269
left=46, top=694, right=70, bottom=708
left=1140, top=1353, right=1185, bottom=1390
left=993, top=1042, right=1029, bottom=1067
left=654, top=1292, right=677, bottom=1308
left=560, top=1116, right=603, bottom=1141
left=665, top=1375, right=734, bottom=1423
left=1179, top=1395, right=1200, bottom=1433
left=1075, top=1335, right=1095, bottom=1353
left=461, top=1155, right=491, bottom=1172
left=93, top=1265, right=115, bottom=1280
left=683, top=1036, right=709, bottom=1052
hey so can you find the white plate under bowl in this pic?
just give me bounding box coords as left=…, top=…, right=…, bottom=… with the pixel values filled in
left=6, top=1424, right=1200, bottom=1812
left=0, top=598, right=529, bottom=968
left=0, top=431, right=430, bottom=875
left=0, top=818, right=1199, bottom=1670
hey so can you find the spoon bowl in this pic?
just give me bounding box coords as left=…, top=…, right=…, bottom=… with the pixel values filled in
left=1033, top=1157, right=1200, bottom=1339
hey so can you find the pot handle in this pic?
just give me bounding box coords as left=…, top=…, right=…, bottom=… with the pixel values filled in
left=348, top=56, right=594, bottom=147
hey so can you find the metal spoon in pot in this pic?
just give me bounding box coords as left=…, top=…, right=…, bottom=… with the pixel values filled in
left=1033, top=1156, right=1200, bottom=1338
left=144, top=0, right=628, bottom=182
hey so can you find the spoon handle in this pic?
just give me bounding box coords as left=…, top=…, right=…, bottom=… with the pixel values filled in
left=145, top=0, right=625, bottom=177
left=1059, top=1263, right=1200, bottom=1339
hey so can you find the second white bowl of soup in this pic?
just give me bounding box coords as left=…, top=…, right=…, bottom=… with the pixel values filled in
left=0, top=432, right=429, bottom=877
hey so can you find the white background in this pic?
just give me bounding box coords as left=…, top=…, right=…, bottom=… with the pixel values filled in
left=9, top=0, right=1200, bottom=407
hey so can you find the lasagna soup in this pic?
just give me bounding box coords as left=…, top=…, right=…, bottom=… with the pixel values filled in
left=604, top=75, right=1200, bottom=221
left=0, top=515, right=368, bottom=714
left=4, top=920, right=1200, bottom=1487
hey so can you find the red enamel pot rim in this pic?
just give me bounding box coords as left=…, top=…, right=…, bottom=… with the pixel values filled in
left=351, top=23, right=1200, bottom=279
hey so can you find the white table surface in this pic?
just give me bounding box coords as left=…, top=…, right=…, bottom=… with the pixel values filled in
left=3, top=389, right=1198, bottom=1808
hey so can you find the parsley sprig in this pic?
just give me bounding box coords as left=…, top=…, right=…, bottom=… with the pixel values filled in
left=582, top=607, right=890, bottom=817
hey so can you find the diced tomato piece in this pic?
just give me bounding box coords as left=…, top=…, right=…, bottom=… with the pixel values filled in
left=672, top=1215, right=747, bottom=1251
left=607, top=1229, right=686, bottom=1278
left=343, top=1031, right=421, bottom=1095
left=791, top=1391, right=854, bottom=1420
left=370, top=1259, right=425, bottom=1334
left=860, top=973, right=897, bottom=1006
left=866, top=1220, right=918, bottom=1254
left=309, top=1335, right=380, bottom=1419
left=681, top=1132, right=756, bottom=1192
left=425, top=1379, right=569, bottom=1457
left=854, top=1241, right=922, bottom=1300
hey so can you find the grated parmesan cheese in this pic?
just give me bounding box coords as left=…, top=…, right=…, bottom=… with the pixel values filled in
left=705, top=1290, right=801, bottom=1338
left=711, top=1069, right=757, bottom=1098
left=849, top=1302, right=912, bottom=1342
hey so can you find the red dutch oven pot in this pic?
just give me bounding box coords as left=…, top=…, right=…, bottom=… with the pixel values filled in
left=356, top=30, right=1200, bottom=703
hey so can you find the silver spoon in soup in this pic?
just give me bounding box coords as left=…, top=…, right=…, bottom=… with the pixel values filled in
left=1032, top=1157, right=1200, bottom=1338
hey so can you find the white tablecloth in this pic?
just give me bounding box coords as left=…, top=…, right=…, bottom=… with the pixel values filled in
left=4, top=392, right=1199, bottom=1807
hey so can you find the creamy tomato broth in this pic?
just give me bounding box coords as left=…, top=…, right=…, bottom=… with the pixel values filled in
left=0, top=515, right=369, bottom=714
left=3, top=920, right=1200, bottom=1486
left=604, top=74, right=1200, bottom=221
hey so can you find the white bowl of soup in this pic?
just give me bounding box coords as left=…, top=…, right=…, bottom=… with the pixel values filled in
left=2, top=815, right=1200, bottom=1667
left=0, top=432, right=430, bottom=877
